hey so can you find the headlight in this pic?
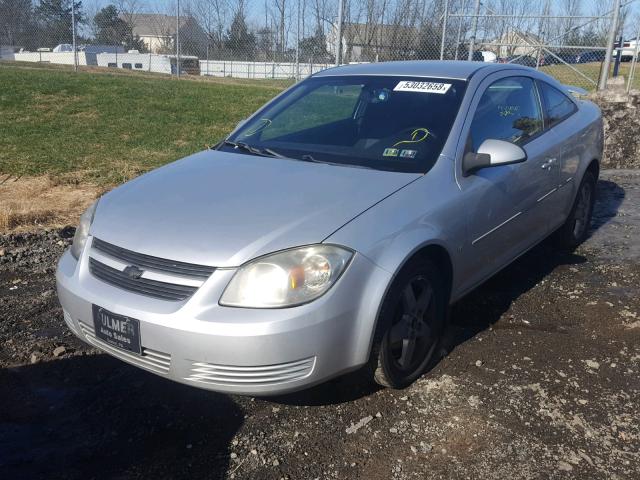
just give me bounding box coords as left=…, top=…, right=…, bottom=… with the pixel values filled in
left=70, top=200, right=99, bottom=260
left=220, top=245, right=353, bottom=308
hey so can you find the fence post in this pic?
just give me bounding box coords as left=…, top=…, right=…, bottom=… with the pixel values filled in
left=467, top=0, right=481, bottom=61
left=335, top=0, right=344, bottom=65
left=627, top=24, right=640, bottom=93
left=440, top=0, right=449, bottom=60
left=598, top=0, right=621, bottom=91
left=71, top=0, right=77, bottom=72
left=176, top=0, right=180, bottom=79
left=295, top=0, right=300, bottom=80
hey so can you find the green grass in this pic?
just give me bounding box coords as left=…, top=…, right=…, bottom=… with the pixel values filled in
left=540, top=61, right=640, bottom=91
left=0, top=63, right=290, bottom=184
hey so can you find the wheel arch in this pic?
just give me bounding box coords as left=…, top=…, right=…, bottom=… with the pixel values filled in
left=364, top=241, right=455, bottom=360
left=586, top=158, right=600, bottom=180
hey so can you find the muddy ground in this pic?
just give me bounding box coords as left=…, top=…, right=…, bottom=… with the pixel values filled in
left=0, top=170, right=639, bottom=480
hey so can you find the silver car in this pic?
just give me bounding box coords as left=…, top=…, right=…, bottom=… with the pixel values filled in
left=56, top=61, right=603, bottom=395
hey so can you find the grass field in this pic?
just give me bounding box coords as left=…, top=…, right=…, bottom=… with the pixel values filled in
left=0, top=63, right=290, bottom=185
left=540, top=61, right=640, bottom=90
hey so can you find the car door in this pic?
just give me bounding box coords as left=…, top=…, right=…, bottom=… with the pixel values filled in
left=455, top=74, right=559, bottom=294
left=536, top=80, right=581, bottom=229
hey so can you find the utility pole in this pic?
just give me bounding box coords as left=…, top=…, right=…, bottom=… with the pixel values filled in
left=176, top=0, right=181, bottom=78
left=598, top=0, right=621, bottom=90
left=71, top=0, right=77, bottom=72
left=335, top=0, right=344, bottom=66
left=467, top=0, right=481, bottom=61
left=440, top=0, right=449, bottom=60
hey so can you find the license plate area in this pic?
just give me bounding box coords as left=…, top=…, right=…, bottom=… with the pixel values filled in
left=92, top=305, right=141, bottom=355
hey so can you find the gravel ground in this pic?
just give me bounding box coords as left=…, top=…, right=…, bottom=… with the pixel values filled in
left=1, top=170, right=639, bottom=480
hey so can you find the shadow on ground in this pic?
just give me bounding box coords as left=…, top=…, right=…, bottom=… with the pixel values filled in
left=0, top=355, right=243, bottom=480
left=443, top=178, right=625, bottom=360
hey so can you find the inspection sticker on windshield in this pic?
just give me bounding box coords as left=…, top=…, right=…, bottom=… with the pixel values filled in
left=383, top=148, right=399, bottom=157
left=393, top=81, right=452, bottom=94
left=399, top=149, right=418, bottom=159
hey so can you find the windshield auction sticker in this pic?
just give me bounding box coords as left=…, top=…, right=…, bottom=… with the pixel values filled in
left=393, top=81, right=452, bottom=94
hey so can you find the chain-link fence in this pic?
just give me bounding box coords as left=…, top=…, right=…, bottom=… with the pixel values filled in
left=0, top=0, right=634, bottom=90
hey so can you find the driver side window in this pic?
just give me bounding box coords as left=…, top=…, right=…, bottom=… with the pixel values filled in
left=469, top=76, right=543, bottom=152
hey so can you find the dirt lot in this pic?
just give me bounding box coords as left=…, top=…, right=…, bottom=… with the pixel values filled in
left=0, top=170, right=639, bottom=480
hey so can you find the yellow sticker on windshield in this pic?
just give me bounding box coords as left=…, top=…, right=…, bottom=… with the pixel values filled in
left=393, top=128, right=432, bottom=148
left=383, top=148, right=399, bottom=157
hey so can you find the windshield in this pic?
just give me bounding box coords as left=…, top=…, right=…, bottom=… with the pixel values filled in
left=221, top=75, right=467, bottom=173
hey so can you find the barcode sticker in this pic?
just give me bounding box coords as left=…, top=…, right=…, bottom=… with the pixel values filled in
left=393, top=81, right=452, bottom=94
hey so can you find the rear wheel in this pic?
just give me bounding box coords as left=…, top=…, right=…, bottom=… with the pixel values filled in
left=369, top=258, right=447, bottom=389
left=555, top=170, right=596, bottom=249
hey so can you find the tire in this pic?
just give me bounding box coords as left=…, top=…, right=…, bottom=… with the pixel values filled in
left=555, top=170, right=597, bottom=250
left=369, top=257, right=447, bottom=389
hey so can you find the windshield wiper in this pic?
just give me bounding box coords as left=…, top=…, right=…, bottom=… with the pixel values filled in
left=222, top=140, right=287, bottom=159
left=300, top=154, right=323, bottom=163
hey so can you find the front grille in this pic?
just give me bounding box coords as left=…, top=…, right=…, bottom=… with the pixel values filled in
left=92, top=238, right=215, bottom=279
left=79, top=320, right=171, bottom=374
left=89, top=258, right=197, bottom=301
left=184, top=357, right=316, bottom=388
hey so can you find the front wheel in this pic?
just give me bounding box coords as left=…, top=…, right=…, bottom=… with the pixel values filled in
left=369, top=258, right=447, bottom=389
left=555, top=170, right=596, bottom=249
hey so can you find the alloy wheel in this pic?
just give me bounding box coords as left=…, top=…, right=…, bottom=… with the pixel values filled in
left=387, top=276, right=438, bottom=372
left=573, top=181, right=593, bottom=239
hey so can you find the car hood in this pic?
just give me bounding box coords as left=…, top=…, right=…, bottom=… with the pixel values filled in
left=90, top=150, right=420, bottom=267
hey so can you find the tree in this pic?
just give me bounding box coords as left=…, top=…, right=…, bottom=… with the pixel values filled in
left=93, top=5, right=126, bottom=44
left=299, top=27, right=332, bottom=62
left=0, top=0, right=36, bottom=48
left=225, top=9, right=255, bottom=59
left=256, top=25, right=275, bottom=60
left=193, top=0, right=230, bottom=58
left=35, top=0, right=85, bottom=48
left=93, top=4, right=145, bottom=50
left=272, top=0, right=286, bottom=55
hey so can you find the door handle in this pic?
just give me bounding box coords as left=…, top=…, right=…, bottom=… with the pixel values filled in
left=541, top=158, right=556, bottom=170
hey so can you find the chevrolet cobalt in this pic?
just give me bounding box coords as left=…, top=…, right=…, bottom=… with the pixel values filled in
left=57, top=61, right=603, bottom=394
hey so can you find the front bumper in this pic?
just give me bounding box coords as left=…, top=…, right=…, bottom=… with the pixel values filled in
left=56, top=241, right=392, bottom=395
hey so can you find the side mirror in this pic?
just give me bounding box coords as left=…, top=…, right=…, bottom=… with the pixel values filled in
left=463, top=139, right=527, bottom=176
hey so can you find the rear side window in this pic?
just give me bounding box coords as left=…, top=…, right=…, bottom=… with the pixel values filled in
left=538, top=81, right=577, bottom=128
left=469, top=76, right=543, bottom=151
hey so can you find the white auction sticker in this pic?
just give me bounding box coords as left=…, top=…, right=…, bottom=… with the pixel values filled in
left=393, top=81, right=452, bottom=94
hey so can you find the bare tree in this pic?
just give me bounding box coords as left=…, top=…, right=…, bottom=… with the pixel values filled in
left=192, top=0, right=229, bottom=57
left=272, top=0, right=286, bottom=54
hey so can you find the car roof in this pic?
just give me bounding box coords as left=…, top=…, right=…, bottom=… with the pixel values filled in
left=312, top=60, right=532, bottom=81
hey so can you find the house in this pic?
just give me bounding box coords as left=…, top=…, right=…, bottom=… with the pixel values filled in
left=327, top=23, right=420, bottom=63
left=484, top=30, right=543, bottom=58
left=124, top=13, right=207, bottom=56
